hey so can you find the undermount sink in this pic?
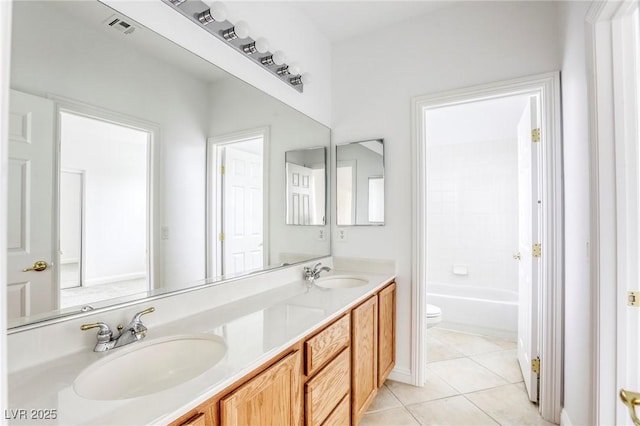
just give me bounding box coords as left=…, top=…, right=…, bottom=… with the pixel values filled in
left=74, top=334, right=227, bottom=400
left=315, top=275, right=369, bottom=289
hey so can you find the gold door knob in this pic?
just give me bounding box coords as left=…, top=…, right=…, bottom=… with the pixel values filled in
left=22, top=260, right=48, bottom=272
left=513, top=253, right=521, bottom=261
left=621, top=389, right=640, bottom=425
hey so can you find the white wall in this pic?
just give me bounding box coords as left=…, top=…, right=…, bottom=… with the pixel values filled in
left=104, top=0, right=331, bottom=127
left=331, top=1, right=561, bottom=381
left=557, top=2, right=592, bottom=425
left=426, top=138, right=519, bottom=293
left=0, top=0, right=10, bottom=420
left=61, top=114, right=148, bottom=285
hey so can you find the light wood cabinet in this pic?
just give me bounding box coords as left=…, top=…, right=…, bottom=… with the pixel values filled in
left=305, top=314, right=350, bottom=376
left=304, top=348, right=350, bottom=425
left=378, top=282, right=396, bottom=386
left=351, top=295, right=378, bottom=425
left=170, top=400, right=217, bottom=426
left=220, top=351, right=302, bottom=426
left=170, top=280, right=396, bottom=426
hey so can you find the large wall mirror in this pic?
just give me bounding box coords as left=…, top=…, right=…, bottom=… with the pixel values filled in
left=6, top=1, right=330, bottom=329
left=336, top=139, right=385, bottom=226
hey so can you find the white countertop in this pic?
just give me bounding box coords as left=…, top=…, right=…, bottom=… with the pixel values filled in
left=7, top=270, right=395, bottom=425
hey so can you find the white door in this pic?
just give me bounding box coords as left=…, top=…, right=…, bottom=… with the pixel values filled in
left=286, top=162, right=314, bottom=225
left=7, top=89, right=56, bottom=319
left=222, top=145, right=263, bottom=275
left=616, top=4, right=640, bottom=424
left=516, top=96, right=541, bottom=402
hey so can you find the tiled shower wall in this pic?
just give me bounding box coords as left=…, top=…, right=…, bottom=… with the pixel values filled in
left=426, top=138, right=519, bottom=293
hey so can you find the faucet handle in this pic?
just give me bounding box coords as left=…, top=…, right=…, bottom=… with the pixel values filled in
left=80, top=322, right=113, bottom=342
left=132, top=307, right=155, bottom=323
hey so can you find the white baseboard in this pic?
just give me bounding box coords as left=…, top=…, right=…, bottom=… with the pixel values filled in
left=560, top=409, right=573, bottom=426
left=387, top=367, right=412, bottom=385
left=84, top=272, right=146, bottom=287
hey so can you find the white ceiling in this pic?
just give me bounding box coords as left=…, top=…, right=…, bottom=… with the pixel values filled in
left=289, top=1, right=455, bottom=43
left=425, top=95, right=531, bottom=146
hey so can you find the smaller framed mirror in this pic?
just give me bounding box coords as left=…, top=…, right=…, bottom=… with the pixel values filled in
left=336, top=139, right=385, bottom=226
left=285, top=147, right=327, bottom=225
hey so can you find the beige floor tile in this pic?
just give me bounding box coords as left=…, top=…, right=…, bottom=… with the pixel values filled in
left=484, top=335, right=518, bottom=350
left=366, top=385, right=403, bottom=413
left=428, top=329, right=504, bottom=356
left=471, top=350, right=523, bottom=383
left=407, top=395, right=499, bottom=425
left=386, top=376, right=459, bottom=406
left=359, top=407, right=420, bottom=426
left=466, top=383, right=556, bottom=425
left=427, top=339, right=466, bottom=363
left=428, top=358, right=508, bottom=393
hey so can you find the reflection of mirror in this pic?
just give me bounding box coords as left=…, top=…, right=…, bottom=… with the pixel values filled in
left=7, top=1, right=330, bottom=329
left=285, top=147, right=327, bottom=226
left=336, top=139, right=385, bottom=226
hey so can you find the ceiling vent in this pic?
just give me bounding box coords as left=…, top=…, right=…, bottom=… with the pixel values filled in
left=104, top=15, right=136, bottom=35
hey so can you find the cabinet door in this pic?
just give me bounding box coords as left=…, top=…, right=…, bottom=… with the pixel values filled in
left=378, top=282, right=396, bottom=385
left=220, top=351, right=302, bottom=426
left=351, top=295, right=378, bottom=424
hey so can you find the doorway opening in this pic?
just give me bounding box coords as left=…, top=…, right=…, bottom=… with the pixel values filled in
left=207, top=128, right=268, bottom=278
left=58, top=110, right=152, bottom=309
left=412, top=72, right=563, bottom=423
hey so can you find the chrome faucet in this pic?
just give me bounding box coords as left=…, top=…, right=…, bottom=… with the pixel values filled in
left=303, top=262, right=331, bottom=284
left=81, top=307, right=155, bottom=352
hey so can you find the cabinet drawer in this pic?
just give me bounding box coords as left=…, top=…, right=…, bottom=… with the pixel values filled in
left=305, top=314, right=350, bottom=376
left=305, top=348, right=350, bottom=426
left=321, top=394, right=350, bottom=426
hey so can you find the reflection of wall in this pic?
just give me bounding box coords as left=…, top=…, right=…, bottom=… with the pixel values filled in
left=11, top=1, right=210, bottom=288
left=337, top=144, right=383, bottom=224
left=208, top=78, right=330, bottom=264
left=61, top=113, right=148, bottom=286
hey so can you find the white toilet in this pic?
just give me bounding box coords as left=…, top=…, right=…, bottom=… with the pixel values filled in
left=426, top=304, right=442, bottom=328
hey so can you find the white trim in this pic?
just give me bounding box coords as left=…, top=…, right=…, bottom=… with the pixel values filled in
left=560, top=408, right=574, bottom=426
left=206, top=127, right=270, bottom=277
left=0, top=1, right=12, bottom=420
left=411, top=72, right=563, bottom=423
left=587, top=2, right=640, bottom=425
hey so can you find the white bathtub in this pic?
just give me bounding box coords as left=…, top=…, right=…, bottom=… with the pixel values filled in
left=427, top=282, right=518, bottom=339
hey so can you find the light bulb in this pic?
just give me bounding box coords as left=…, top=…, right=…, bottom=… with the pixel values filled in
left=208, top=2, right=227, bottom=21
left=234, top=21, right=250, bottom=39
left=287, top=62, right=300, bottom=76
left=272, top=51, right=286, bottom=65
left=254, top=38, right=269, bottom=54
left=300, top=72, right=311, bottom=85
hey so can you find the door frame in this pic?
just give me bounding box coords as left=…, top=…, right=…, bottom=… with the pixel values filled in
left=206, top=127, right=270, bottom=278
left=411, top=71, right=563, bottom=422
left=586, top=1, right=640, bottom=424
left=53, top=96, right=159, bottom=292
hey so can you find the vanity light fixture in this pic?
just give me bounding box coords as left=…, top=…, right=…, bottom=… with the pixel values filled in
left=163, top=0, right=306, bottom=93
left=260, top=50, right=286, bottom=66
left=196, top=2, right=227, bottom=25
left=290, top=73, right=311, bottom=86
left=222, top=20, right=250, bottom=40
left=242, top=37, right=269, bottom=55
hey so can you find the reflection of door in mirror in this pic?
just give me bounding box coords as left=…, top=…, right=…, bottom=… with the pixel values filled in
left=337, top=160, right=357, bottom=226
left=285, top=147, right=326, bottom=226
left=58, top=110, right=152, bottom=309
left=8, top=90, right=56, bottom=319
left=208, top=130, right=267, bottom=277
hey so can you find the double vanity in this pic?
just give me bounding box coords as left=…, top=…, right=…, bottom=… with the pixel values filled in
left=7, top=260, right=396, bottom=425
